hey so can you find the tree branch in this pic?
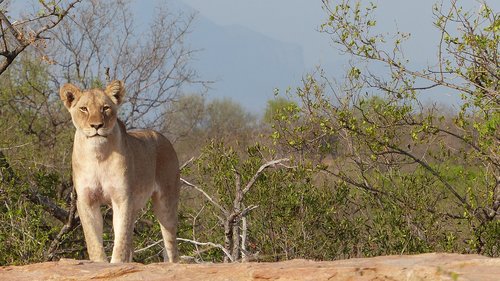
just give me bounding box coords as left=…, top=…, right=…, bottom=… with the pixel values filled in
left=45, top=188, right=79, bottom=261
left=181, top=177, right=227, bottom=215
left=0, top=11, right=24, bottom=45
left=177, top=237, right=234, bottom=262
left=1, top=150, right=75, bottom=224
left=0, top=0, right=82, bottom=75
left=387, top=144, right=474, bottom=215
left=242, top=158, right=290, bottom=194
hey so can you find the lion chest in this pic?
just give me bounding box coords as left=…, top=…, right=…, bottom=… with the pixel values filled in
left=73, top=155, right=129, bottom=205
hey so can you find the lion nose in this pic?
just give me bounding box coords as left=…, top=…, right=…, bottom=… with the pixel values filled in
left=90, top=123, right=104, bottom=130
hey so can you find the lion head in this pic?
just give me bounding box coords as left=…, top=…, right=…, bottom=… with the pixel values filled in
left=60, top=80, right=125, bottom=141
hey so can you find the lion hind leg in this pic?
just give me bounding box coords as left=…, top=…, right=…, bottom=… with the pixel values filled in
left=152, top=192, right=179, bottom=263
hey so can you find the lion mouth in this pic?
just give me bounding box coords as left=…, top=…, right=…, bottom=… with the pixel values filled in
left=88, top=133, right=107, bottom=138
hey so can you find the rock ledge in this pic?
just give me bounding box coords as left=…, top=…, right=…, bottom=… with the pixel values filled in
left=1, top=253, right=499, bottom=281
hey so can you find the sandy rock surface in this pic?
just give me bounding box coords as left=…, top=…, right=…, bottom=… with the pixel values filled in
left=1, top=253, right=499, bottom=281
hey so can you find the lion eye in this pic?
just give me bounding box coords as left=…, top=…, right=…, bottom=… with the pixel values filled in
left=103, top=105, right=111, bottom=111
left=79, top=107, right=88, bottom=112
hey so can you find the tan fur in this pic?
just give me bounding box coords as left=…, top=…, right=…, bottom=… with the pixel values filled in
left=60, top=81, right=180, bottom=263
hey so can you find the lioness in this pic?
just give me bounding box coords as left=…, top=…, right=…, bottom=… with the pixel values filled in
left=60, top=80, right=180, bottom=263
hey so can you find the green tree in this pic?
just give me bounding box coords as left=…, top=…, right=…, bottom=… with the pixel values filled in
left=0, top=53, right=79, bottom=264
left=205, top=98, right=256, bottom=141
left=271, top=0, right=499, bottom=256
left=163, top=94, right=257, bottom=161
left=163, top=93, right=207, bottom=143
left=263, top=96, right=298, bottom=124
left=180, top=140, right=343, bottom=262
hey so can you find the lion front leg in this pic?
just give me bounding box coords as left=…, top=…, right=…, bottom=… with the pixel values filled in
left=77, top=200, right=107, bottom=262
left=110, top=201, right=136, bottom=263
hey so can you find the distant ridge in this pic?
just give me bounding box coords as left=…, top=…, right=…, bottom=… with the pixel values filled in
left=170, top=0, right=305, bottom=113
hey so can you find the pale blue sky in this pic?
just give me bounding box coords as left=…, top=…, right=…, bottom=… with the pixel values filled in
left=182, top=0, right=499, bottom=70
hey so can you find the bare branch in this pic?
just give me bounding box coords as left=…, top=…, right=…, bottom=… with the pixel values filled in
left=47, top=1, right=205, bottom=129
left=181, top=177, right=227, bottom=215
left=386, top=144, right=474, bottom=215
left=134, top=239, right=164, bottom=254
left=180, top=157, right=195, bottom=171
left=0, top=11, right=24, bottom=45
left=177, top=237, right=234, bottom=262
left=242, top=158, right=290, bottom=194
left=45, top=188, right=79, bottom=261
left=25, top=190, right=70, bottom=223
left=0, top=0, right=82, bottom=75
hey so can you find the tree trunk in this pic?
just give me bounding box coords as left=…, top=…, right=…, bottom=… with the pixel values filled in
left=223, top=220, right=233, bottom=263
left=232, top=222, right=241, bottom=261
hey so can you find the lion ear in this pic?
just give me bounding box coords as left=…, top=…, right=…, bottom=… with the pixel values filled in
left=105, top=80, right=125, bottom=106
left=59, top=83, right=81, bottom=109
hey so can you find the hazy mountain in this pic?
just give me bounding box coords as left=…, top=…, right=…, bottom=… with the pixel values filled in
left=168, top=0, right=305, bottom=113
